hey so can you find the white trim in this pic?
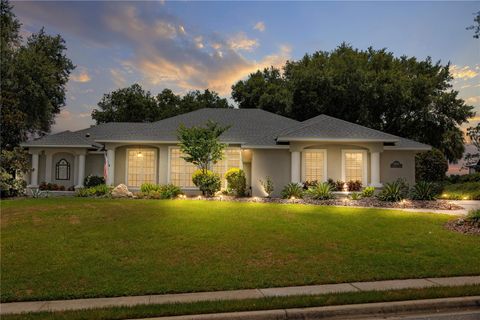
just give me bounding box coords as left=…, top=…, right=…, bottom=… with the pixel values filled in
left=241, top=145, right=290, bottom=149
left=341, top=149, right=368, bottom=185
left=21, top=144, right=93, bottom=148
left=301, top=149, right=327, bottom=182
left=384, top=146, right=431, bottom=151
left=277, top=137, right=399, bottom=143
left=125, top=147, right=158, bottom=188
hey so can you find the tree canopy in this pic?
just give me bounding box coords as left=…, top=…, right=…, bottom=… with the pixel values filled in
left=177, top=121, right=230, bottom=174
left=231, top=43, right=474, bottom=162
left=0, top=0, right=75, bottom=150
left=91, top=85, right=231, bottom=124
left=467, top=11, right=480, bottom=39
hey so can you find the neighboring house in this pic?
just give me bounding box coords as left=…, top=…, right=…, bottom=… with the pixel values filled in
left=466, top=159, right=480, bottom=174
left=21, top=108, right=430, bottom=197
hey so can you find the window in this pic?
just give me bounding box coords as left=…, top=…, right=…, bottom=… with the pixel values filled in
left=302, top=150, right=326, bottom=182
left=169, top=148, right=242, bottom=188
left=55, top=159, right=70, bottom=180
left=343, top=151, right=366, bottom=183
left=127, top=148, right=156, bottom=187
left=169, top=148, right=197, bottom=188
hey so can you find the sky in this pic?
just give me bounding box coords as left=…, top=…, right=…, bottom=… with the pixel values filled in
left=11, top=1, right=480, bottom=171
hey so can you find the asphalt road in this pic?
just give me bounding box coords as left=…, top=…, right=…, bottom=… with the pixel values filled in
left=363, top=309, right=480, bottom=320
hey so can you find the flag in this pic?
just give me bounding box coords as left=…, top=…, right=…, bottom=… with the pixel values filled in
left=104, top=152, right=109, bottom=180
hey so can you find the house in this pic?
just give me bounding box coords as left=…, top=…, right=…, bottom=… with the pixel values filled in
left=21, top=108, right=430, bottom=197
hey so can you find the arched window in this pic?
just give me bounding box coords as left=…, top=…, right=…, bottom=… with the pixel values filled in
left=55, top=159, right=70, bottom=180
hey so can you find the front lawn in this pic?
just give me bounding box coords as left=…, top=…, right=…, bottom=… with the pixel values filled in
left=1, top=198, right=479, bottom=302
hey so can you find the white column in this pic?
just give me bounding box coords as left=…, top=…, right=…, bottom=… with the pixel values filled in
left=45, top=153, right=53, bottom=183
left=106, top=149, right=115, bottom=186
left=29, top=153, right=39, bottom=187
left=291, top=151, right=301, bottom=183
left=76, top=154, right=86, bottom=188
left=370, top=151, right=382, bottom=187
left=73, top=155, right=79, bottom=185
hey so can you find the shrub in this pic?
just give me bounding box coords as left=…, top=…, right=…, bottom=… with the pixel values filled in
left=0, top=148, right=29, bottom=197
left=259, top=176, right=274, bottom=197
left=84, top=175, right=105, bottom=188
left=39, top=182, right=62, bottom=191
left=377, top=180, right=406, bottom=202
left=192, top=170, right=221, bottom=197
left=76, top=184, right=112, bottom=197
left=306, top=182, right=334, bottom=200
left=303, top=180, right=318, bottom=190
left=415, top=149, right=448, bottom=182
left=225, top=168, right=247, bottom=197
left=447, top=173, right=480, bottom=184
left=327, top=178, right=335, bottom=189
left=140, top=182, right=161, bottom=193
left=346, top=180, right=362, bottom=192
left=334, top=180, right=345, bottom=191
left=361, top=186, right=375, bottom=198
left=410, top=181, right=437, bottom=200
left=349, top=192, right=361, bottom=200
left=281, top=183, right=304, bottom=199
left=160, top=184, right=182, bottom=199
left=466, top=209, right=480, bottom=223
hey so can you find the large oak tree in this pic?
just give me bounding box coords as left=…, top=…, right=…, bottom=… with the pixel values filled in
left=0, top=0, right=74, bottom=150
left=232, top=44, right=474, bottom=162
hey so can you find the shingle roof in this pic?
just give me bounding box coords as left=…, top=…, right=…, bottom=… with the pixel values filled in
left=22, top=108, right=430, bottom=150
left=21, top=130, right=100, bottom=148
left=94, top=108, right=300, bottom=146
left=277, top=114, right=400, bottom=142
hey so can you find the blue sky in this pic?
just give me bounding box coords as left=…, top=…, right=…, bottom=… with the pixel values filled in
left=12, top=1, right=480, bottom=134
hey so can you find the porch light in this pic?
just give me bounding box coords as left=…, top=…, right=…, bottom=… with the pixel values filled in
left=137, top=151, right=143, bottom=157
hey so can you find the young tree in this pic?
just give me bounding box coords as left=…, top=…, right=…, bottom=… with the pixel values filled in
left=231, top=44, right=474, bottom=162
left=0, top=0, right=74, bottom=149
left=177, top=121, right=230, bottom=196
left=177, top=121, right=230, bottom=173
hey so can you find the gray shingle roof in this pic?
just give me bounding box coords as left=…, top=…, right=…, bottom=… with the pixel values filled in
left=22, top=108, right=430, bottom=150
left=21, top=130, right=99, bottom=148
left=277, top=114, right=400, bottom=142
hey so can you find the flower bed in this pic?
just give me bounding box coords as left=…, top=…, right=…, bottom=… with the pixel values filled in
left=178, top=195, right=463, bottom=210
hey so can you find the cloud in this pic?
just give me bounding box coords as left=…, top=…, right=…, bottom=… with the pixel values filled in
left=254, top=21, right=265, bottom=32
left=228, top=32, right=259, bottom=52
left=465, top=96, right=480, bottom=105
left=110, top=68, right=127, bottom=88
left=451, top=65, right=479, bottom=80
left=14, top=2, right=290, bottom=96
left=70, top=69, right=91, bottom=83
left=53, top=109, right=94, bottom=133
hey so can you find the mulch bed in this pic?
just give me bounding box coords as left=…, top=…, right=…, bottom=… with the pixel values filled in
left=184, top=196, right=463, bottom=210
left=445, top=218, right=480, bottom=235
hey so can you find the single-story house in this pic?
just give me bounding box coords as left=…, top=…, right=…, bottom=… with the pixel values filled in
left=21, top=108, right=430, bottom=197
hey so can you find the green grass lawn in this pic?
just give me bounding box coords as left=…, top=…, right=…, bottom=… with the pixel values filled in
left=1, top=198, right=479, bottom=303
left=440, top=181, right=480, bottom=200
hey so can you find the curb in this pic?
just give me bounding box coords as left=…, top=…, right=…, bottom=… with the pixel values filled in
left=133, top=296, right=480, bottom=320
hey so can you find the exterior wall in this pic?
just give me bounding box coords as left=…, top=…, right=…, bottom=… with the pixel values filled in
left=51, top=152, right=75, bottom=188
left=251, top=149, right=291, bottom=197
left=85, top=154, right=103, bottom=177
left=38, top=154, right=46, bottom=183
left=380, top=150, right=417, bottom=185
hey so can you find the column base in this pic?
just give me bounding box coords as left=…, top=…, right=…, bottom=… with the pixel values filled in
left=75, top=185, right=84, bottom=190
left=27, top=185, right=39, bottom=188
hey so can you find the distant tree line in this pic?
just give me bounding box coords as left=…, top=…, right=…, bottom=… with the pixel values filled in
left=91, top=85, right=231, bottom=124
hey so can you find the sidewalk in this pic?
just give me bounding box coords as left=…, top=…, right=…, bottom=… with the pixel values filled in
left=1, top=276, right=479, bottom=315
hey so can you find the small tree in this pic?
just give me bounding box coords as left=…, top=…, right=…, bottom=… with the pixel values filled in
left=177, top=121, right=230, bottom=196
left=177, top=121, right=230, bottom=174
left=415, top=149, right=449, bottom=182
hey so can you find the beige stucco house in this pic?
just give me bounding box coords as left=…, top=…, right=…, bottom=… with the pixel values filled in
left=22, top=108, right=430, bottom=197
